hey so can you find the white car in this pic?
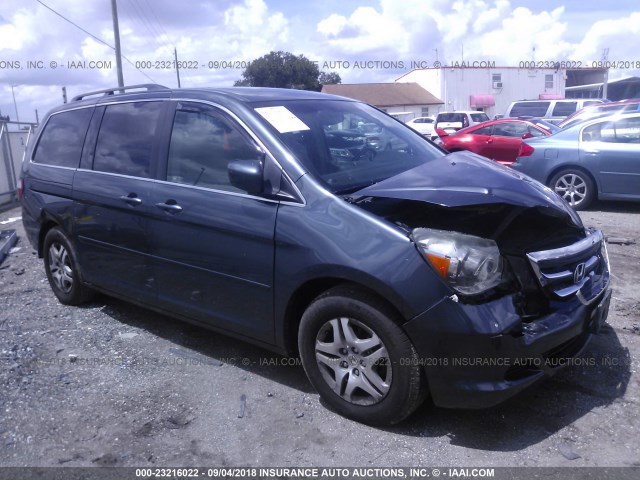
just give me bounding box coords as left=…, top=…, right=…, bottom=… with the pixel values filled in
left=434, top=111, right=490, bottom=134
left=405, top=116, right=435, bottom=136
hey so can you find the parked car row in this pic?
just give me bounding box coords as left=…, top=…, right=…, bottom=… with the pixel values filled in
left=427, top=99, right=640, bottom=210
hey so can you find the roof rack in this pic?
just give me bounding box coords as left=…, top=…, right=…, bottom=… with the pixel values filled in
left=71, top=84, right=170, bottom=102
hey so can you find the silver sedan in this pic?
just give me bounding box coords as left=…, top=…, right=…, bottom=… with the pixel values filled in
left=512, top=112, right=640, bottom=210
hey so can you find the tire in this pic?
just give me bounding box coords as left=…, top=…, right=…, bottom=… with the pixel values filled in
left=298, top=285, right=427, bottom=426
left=43, top=227, right=94, bottom=305
left=549, top=169, right=595, bottom=210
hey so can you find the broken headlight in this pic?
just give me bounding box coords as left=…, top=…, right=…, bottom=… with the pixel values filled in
left=412, top=228, right=503, bottom=295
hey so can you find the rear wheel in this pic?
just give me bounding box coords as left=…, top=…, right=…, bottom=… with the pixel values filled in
left=43, top=227, right=94, bottom=305
left=549, top=169, right=595, bottom=210
left=298, top=286, right=426, bottom=425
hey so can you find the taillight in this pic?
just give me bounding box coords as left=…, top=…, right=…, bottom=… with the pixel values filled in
left=17, top=178, right=24, bottom=201
left=517, top=143, right=535, bottom=157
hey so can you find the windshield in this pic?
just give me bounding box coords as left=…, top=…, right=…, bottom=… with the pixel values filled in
left=253, top=100, right=443, bottom=194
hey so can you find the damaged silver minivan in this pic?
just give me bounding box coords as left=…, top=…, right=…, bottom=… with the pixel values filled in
left=22, top=85, right=611, bottom=425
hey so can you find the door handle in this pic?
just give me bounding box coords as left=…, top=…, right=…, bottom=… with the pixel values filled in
left=155, top=202, right=183, bottom=214
left=120, top=195, right=142, bottom=206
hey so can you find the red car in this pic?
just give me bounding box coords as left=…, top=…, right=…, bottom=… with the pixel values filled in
left=435, top=118, right=559, bottom=165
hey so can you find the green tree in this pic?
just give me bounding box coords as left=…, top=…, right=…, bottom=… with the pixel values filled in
left=318, top=71, right=341, bottom=86
left=234, top=51, right=341, bottom=91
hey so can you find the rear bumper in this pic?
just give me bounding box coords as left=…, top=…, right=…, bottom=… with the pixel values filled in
left=404, top=286, right=611, bottom=409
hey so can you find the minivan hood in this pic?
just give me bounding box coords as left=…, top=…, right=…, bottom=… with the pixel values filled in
left=355, top=151, right=576, bottom=216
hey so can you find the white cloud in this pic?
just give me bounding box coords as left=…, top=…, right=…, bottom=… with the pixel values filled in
left=571, top=12, right=640, bottom=62
left=317, top=14, right=348, bottom=38
left=2, top=0, right=640, bottom=123
left=473, top=0, right=510, bottom=33
left=471, top=6, right=574, bottom=64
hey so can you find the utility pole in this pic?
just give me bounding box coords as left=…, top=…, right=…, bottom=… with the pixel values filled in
left=11, top=85, right=19, bottom=123
left=111, top=0, right=124, bottom=89
left=174, top=47, right=181, bottom=88
left=601, top=48, right=609, bottom=100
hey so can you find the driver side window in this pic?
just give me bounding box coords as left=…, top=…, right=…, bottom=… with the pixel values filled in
left=167, top=105, right=261, bottom=191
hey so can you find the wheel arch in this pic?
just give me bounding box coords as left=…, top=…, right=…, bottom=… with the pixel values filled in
left=37, top=215, right=62, bottom=258
left=546, top=164, right=600, bottom=195
left=280, top=277, right=407, bottom=357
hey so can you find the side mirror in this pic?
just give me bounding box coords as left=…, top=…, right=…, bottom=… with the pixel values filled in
left=435, top=127, right=449, bottom=138
left=228, top=159, right=264, bottom=195
left=521, top=132, right=533, bottom=139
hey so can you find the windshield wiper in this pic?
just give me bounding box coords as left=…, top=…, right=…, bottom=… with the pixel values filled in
left=334, top=178, right=386, bottom=196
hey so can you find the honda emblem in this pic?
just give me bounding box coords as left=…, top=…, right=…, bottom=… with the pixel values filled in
left=574, top=262, right=586, bottom=284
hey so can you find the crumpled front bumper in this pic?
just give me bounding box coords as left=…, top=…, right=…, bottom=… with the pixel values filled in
left=403, top=229, right=612, bottom=409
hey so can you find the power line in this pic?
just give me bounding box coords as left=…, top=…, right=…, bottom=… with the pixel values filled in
left=34, top=0, right=160, bottom=84
left=141, top=0, right=176, bottom=47
left=124, top=0, right=173, bottom=56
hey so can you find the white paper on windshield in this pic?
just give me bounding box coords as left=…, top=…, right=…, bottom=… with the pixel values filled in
left=255, top=106, right=310, bottom=133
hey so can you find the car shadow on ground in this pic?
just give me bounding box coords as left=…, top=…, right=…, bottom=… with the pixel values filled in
left=94, top=296, right=631, bottom=451
left=385, top=325, right=631, bottom=450
left=87, top=295, right=315, bottom=393
left=588, top=200, right=640, bottom=214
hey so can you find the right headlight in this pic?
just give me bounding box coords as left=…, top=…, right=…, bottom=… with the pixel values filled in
left=411, top=228, right=504, bottom=296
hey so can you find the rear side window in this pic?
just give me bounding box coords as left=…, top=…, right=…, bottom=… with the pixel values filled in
left=437, top=113, right=464, bottom=123
left=33, top=108, right=93, bottom=168
left=509, top=102, right=549, bottom=118
left=93, top=102, right=164, bottom=178
left=551, top=102, right=577, bottom=117
left=583, top=117, right=640, bottom=143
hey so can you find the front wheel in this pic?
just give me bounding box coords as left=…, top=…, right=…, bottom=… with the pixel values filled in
left=298, top=286, right=426, bottom=425
left=43, top=227, right=94, bottom=305
left=549, top=169, right=595, bottom=210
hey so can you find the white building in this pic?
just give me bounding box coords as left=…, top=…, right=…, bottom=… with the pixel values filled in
left=396, top=67, right=567, bottom=118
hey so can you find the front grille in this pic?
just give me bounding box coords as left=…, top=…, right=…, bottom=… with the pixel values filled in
left=526, top=229, right=609, bottom=305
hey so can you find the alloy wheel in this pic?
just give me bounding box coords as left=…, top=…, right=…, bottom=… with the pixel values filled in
left=554, top=173, right=587, bottom=207
left=314, top=317, right=392, bottom=406
left=48, top=242, right=74, bottom=294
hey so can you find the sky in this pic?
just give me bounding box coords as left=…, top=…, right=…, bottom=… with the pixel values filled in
left=1, top=0, right=639, bottom=123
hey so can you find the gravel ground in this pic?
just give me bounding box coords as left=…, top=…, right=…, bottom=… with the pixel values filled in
left=1, top=201, right=639, bottom=468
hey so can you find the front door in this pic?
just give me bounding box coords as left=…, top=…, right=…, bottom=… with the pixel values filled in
left=147, top=101, right=278, bottom=342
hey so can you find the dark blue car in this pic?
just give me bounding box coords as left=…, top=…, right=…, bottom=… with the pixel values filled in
left=21, top=85, right=611, bottom=425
